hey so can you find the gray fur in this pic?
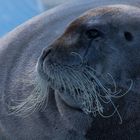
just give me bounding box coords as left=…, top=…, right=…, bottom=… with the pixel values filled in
left=0, top=0, right=140, bottom=139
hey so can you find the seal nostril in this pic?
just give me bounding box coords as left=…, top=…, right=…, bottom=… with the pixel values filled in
left=45, top=49, right=52, bottom=56
left=124, top=31, right=133, bottom=42
left=42, top=49, right=52, bottom=61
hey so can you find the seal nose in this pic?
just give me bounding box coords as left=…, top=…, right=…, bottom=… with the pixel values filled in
left=42, top=48, right=52, bottom=61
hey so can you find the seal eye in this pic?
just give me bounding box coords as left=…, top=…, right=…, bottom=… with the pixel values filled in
left=124, top=31, right=133, bottom=41
left=85, top=29, right=101, bottom=39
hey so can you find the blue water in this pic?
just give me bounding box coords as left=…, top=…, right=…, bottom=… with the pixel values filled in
left=0, top=0, right=43, bottom=36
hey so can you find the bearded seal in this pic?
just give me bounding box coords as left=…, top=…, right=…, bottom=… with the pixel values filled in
left=36, top=5, right=140, bottom=139
left=0, top=0, right=140, bottom=140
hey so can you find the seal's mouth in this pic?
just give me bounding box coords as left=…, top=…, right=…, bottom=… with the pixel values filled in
left=40, top=59, right=133, bottom=123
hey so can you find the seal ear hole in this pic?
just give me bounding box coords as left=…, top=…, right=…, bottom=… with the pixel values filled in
left=124, top=31, right=133, bottom=42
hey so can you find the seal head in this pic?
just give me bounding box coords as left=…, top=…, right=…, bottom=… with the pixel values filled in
left=37, top=5, right=140, bottom=118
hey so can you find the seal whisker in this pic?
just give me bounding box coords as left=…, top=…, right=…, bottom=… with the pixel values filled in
left=9, top=58, right=133, bottom=122
left=8, top=74, right=50, bottom=116
left=58, top=65, right=129, bottom=122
